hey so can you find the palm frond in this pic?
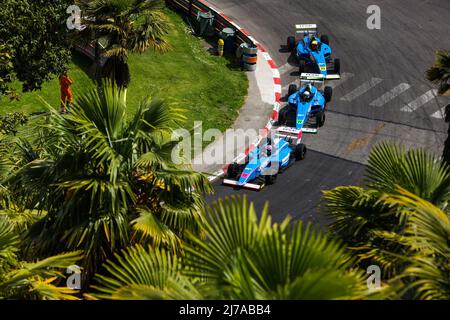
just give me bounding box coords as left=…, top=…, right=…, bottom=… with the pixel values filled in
left=185, top=196, right=370, bottom=300
left=426, top=50, right=450, bottom=95
left=90, top=245, right=201, bottom=300
left=383, top=187, right=450, bottom=299
left=366, top=142, right=450, bottom=207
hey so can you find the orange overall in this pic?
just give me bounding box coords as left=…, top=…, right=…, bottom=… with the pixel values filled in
left=59, top=74, right=73, bottom=110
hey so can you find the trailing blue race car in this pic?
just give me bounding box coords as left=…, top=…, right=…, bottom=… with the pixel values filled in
left=287, top=24, right=341, bottom=78
left=223, top=127, right=307, bottom=190
left=279, top=73, right=333, bottom=133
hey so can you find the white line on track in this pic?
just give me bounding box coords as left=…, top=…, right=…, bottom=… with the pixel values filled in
left=400, top=89, right=438, bottom=112
left=431, top=107, right=446, bottom=119
left=328, top=72, right=355, bottom=89
left=340, top=78, right=383, bottom=102
left=369, top=83, right=411, bottom=107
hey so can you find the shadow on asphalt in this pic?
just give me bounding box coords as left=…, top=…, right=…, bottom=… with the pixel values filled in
left=205, top=149, right=366, bottom=231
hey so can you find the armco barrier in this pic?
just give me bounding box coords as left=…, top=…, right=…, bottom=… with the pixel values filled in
left=166, top=0, right=282, bottom=178
left=166, top=0, right=254, bottom=48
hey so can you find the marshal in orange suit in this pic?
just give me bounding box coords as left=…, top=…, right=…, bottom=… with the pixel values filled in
left=59, top=72, right=73, bottom=113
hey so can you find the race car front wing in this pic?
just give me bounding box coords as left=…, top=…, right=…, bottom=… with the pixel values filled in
left=222, top=179, right=264, bottom=190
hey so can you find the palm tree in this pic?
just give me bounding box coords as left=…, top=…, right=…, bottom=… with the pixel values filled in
left=323, top=142, right=450, bottom=278
left=6, top=81, right=211, bottom=288
left=443, top=104, right=450, bottom=166
left=426, top=50, right=450, bottom=165
left=383, top=188, right=450, bottom=299
left=89, top=196, right=387, bottom=300
left=426, top=50, right=450, bottom=95
left=77, top=0, right=171, bottom=95
left=0, top=215, right=82, bottom=300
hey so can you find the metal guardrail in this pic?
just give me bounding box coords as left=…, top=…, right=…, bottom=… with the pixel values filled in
left=166, top=0, right=255, bottom=48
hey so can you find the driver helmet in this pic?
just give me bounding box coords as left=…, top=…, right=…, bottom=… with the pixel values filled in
left=301, top=90, right=311, bottom=101
left=310, top=39, right=318, bottom=51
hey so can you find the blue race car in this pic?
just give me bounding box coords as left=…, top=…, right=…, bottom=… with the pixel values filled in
left=287, top=24, right=340, bottom=77
left=279, top=73, right=332, bottom=133
left=223, top=127, right=306, bottom=190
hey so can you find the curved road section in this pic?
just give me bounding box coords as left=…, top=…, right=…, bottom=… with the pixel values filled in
left=206, top=0, right=450, bottom=226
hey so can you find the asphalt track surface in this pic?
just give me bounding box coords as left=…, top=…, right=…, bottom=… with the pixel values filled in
left=206, top=0, right=450, bottom=225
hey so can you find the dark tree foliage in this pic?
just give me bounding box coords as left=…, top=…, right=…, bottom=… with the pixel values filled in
left=0, top=0, right=73, bottom=94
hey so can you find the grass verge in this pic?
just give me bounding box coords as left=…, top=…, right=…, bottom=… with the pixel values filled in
left=0, top=9, right=248, bottom=136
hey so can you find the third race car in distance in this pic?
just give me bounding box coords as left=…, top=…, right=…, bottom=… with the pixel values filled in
left=287, top=24, right=341, bottom=78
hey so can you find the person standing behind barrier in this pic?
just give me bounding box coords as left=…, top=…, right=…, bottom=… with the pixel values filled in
left=59, top=72, right=73, bottom=114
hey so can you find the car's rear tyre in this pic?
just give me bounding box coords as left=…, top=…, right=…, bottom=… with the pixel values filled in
left=287, top=36, right=296, bottom=52
left=295, top=143, right=307, bottom=161
left=333, top=58, right=341, bottom=74
left=299, top=59, right=306, bottom=74
left=324, top=86, right=332, bottom=103
left=288, top=84, right=297, bottom=97
left=320, top=34, right=329, bottom=45
left=265, top=173, right=278, bottom=185
left=316, top=110, right=325, bottom=127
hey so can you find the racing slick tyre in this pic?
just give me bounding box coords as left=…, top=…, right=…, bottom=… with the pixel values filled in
left=316, top=111, right=326, bottom=127
left=288, top=84, right=297, bottom=97
left=226, top=163, right=240, bottom=179
left=320, top=34, right=329, bottom=45
left=333, top=58, right=341, bottom=75
left=299, top=59, right=306, bottom=74
left=294, top=143, right=307, bottom=161
left=278, top=108, right=287, bottom=125
left=265, top=173, right=278, bottom=185
left=324, top=86, right=333, bottom=103
left=287, top=36, right=296, bottom=52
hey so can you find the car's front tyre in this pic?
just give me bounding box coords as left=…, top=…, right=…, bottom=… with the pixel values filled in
left=288, top=84, right=298, bottom=97
left=316, top=110, right=326, bottom=127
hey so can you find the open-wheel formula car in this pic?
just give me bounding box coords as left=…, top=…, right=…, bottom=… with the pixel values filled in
left=223, top=127, right=307, bottom=190
left=279, top=73, right=333, bottom=133
left=287, top=24, right=341, bottom=78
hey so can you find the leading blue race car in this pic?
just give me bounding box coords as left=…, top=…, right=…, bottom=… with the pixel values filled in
left=223, top=127, right=307, bottom=190
left=279, top=73, right=333, bottom=133
left=287, top=24, right=340, bottom=78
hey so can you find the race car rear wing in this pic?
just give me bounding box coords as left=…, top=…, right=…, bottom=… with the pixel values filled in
left=296, top=24, right=318, bottom=35
left=301, top=127, right=318, bottom=134
left=301, top=73, right=341, bottom=81
left=275, top=126, right=303, bottom=143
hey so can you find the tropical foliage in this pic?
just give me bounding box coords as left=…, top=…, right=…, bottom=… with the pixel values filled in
left=426, top=50, right=450, bottom=166
left=77, top=0, right=171, bottom=88
left=443, top=104, right=450, bottom=167
left=383, top=188, right=450, bottom=299
left=324, top=142, right=450, bottom=297
left=426, top=50, right=450, bottom=95
left=0, top=0, right=72, bottom=93
left=4, top=81, right=211, bottom=288
left=0, top=214, right=82, bottom=300
left=89, top=196, right=378, bottom=300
